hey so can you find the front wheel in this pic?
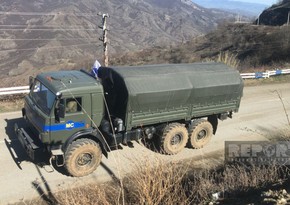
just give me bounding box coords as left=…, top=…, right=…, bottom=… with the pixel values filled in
left=65, top=138, right=102, bottom=177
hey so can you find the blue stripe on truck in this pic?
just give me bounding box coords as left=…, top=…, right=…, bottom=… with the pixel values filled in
left=43, top=121, right=85, bottom=132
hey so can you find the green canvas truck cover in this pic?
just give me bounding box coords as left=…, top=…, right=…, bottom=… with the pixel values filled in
left=99, top=62, right=243, bottom=129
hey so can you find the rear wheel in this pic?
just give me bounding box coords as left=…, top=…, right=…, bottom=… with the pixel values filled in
left=159, top=123, right=188, bottom=155
left=65, top=138, right=102, bottom=177
left=188, top=119, right=213, bottom=149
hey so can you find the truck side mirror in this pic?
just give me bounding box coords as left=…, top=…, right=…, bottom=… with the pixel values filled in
left=58, top=104, right=65, bottom=119
left=55, top=100, right=65, bottom=123
left=29, top=76, right=34, bottom=90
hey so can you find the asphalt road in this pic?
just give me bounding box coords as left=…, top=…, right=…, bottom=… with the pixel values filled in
left=0, top=83, right=290, bottom=204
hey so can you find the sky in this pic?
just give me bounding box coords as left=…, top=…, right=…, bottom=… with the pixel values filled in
left=232, top=0, right=278, bottom=5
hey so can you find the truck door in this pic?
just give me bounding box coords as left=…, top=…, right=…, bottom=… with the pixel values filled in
left=49, top=95, right=92, bottom=144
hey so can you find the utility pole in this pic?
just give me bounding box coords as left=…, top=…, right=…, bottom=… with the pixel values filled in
left=287, top=11, right=290, bottom=26
left=98, top=13, right=109, bottom=66
left=236, top=14, right=241, bottom=23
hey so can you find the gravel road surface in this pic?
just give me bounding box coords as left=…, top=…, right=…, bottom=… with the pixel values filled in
left=0, top=83, right=289, bottom=204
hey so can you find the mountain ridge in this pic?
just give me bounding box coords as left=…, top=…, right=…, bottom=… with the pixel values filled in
left=0, top=0, right=236, bottom=87
left=192, top=0, right=269, bottom=16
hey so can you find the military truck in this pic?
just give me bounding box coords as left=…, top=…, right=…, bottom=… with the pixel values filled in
left=15, top=62, right=243, bottom=177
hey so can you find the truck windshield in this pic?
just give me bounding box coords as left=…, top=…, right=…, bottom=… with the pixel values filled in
left=30, top=80, right=56, bottom=115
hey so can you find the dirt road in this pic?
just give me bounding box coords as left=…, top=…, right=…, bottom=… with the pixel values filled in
left=0, top=83, right=289, bottom=204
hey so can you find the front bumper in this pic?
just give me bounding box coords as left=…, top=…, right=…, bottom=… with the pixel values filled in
left=14, top=123, right=44, bottom=161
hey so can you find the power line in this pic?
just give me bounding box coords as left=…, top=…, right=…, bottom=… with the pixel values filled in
left=0, top=24, right=98, bottom=29
left=212, top=45, right=288, bottom=53
left=0, top=40, right=283, bottom=54
left=0, top=25, right=98, bottom=31
left=0, top=28, right=97, bottom=31
left=0, top=11, right=99, bottom=17
left=0, top=38, right=99, bottom=41
left=208, top=44, right=289, bottom=56
left=0, top=24, right=97, bottom=28
left=0, top=43, right=101, bottom=53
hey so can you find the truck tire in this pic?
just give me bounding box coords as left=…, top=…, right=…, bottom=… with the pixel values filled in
left=159, top=123, right=188, bottom=155
left=65, top=138, right=102, bottom=177
left=188, top=119, right=213, bottom=149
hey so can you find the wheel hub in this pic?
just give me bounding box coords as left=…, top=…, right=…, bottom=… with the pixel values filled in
left=171, top=134, right=182, bottom=145
left=197, top=130, right=207, bottom=141
left=77, top=153, right=93, bottom=166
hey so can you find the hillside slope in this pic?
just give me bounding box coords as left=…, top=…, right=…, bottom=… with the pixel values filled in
left=0, top=0, right=235, bottom=86
left=110, top=23, right=290, bottom=71
left=256, top=0, right=290, bottom=25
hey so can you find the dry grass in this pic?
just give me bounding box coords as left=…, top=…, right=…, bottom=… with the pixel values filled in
left=217, top=51, right=240, bottom=69
left=55, top=183, right=120, bottom=205
left=222, top=164, right=286, bottom=193
left=20, top=156, right=290, bottom=205
left=187, top=164, right=288, bottom=203
left=123, top=159, right=190, bottom=205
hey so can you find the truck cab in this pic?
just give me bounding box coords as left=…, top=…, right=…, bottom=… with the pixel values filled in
left=16, top=70, right=106, bottom=176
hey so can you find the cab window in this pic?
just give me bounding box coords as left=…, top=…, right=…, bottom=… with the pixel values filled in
left=30, top=80, right=56, bottom=115
left=65, top=98, right=82, bottom=113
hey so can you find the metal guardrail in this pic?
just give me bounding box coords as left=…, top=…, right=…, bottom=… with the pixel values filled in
left=240, top=69, right=290, bottom=79
left=0, top=69, right=290, bottom=96
left=0, top=86, right=29, bottom=96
